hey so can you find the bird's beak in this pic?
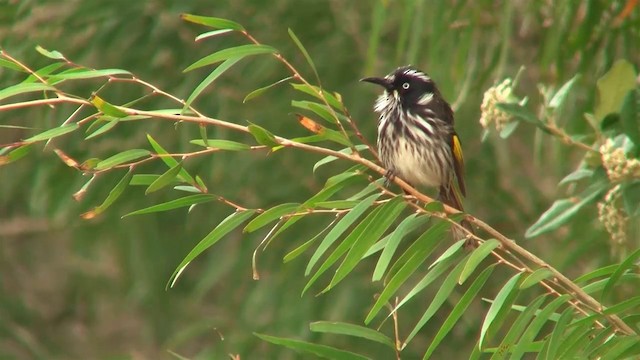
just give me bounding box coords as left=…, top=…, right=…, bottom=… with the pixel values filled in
left=360, top=76, right=392, bottom=91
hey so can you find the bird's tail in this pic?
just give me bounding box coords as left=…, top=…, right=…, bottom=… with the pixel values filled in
left=439, top=184, right=476, bottom=249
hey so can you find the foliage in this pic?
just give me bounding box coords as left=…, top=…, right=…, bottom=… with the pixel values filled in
left=1, top=1, right=640, bottom=359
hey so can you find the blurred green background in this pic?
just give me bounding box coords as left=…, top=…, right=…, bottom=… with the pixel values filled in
left=1, top=0, right=638, bottom=359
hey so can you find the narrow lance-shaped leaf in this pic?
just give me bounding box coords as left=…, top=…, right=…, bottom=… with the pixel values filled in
left=184, top=45, right=276, bottom=72
left=124, top=194, right=216, bottom=217
left=303, top=202, right=384, bottom=295
left=490, top=295, right=547, bottom=360
left=168, top=209, right=256, bottom=288
left=288, top=28, right=319, bottom=82
left=371, top=213, right=428, bottom=281
left=248, top=123, right=279, bottom=147
left=190, top=139, right=251, bottom=151
left=81, top=169, right=133, bottom=219
left=23, top=123, right=79, bottom=143
left=459, top=239, right=500, bottom=284
left=324, top=196, right=406, bottom=291
left=95, top=149, right=150, bottom=170
left=391, top=254, right=467, bottom=340
left=180, top=13, right=245, bottom=31
left=0, top=83, right=56, bottom=101
left=147, top=134, right=195, bottom=184
left=392, top=245, right=465, bottom=314
left=90, top=95, right=129, bottom=117
left=283, top=218, right=338, bottom=263
left=290, top=83, right=345, bottom=111
left=510, top=295, right=570, bottom=359
left=0, top=144, right=33, bottom=165
left=542, top=307, right=576, bottom=360
left=48, top=68, right=131, bottom=80
left=195, top=29, right=234, bottom=42
left=549, top=74, right=580, bottom=109
left=421, top=265, right=496, bottom=358
left=519, top=268, right=553, bottom=289
left=244, top=203, right=300, bottom=233
left=602, top=248, right=640, bottom=301
left=305, top=193, right=380, bottom=276
left=244, top=76, right=294, bottom=103
left=310, top=321, right=395, bottom=349
left=254, top=333, right=369, bottom=360
left=145, top=162, right=183, bottom=194
left=526, top=181, right=607, bottom=238
left=184, top=56, right=243, bottom=109
left=479, top=272, right=524, bottom=349
left=365, top=221, right=451, bottom=324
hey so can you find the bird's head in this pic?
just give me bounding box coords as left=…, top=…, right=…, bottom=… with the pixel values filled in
left=361, top=66, right=439, bottom=109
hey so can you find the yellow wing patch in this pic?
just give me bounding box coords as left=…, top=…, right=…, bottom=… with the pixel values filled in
left=452, top=134, right=464, bottom=166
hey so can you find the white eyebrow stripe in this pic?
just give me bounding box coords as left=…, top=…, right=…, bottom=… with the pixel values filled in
left=402, top=69, right=430, bottom=82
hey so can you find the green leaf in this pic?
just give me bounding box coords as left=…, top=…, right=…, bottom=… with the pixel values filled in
left=365, top=221, right=451, bottom=325
left=0, top=82, right=56, bottom=102
left=23, top=123, right=78, bottom=143
left=247, top=123, right=279, bottom=147
left=145, top=163, right=183, bottom=194
left=602, top=248, right=640, bottom=301
left=594, top=336, right=640, bottom=360
left=255, top=333, right=369, bottom=360
left=85, top=118, right=119, bottom=140
left=189, top=139, right=251, bottom=151
left=574, top=264, right=619, bottom=284
left=372, top=214, right=428, bottom=281
left=595, top=60, right=637, bottom=122
left=303, top=200, right=383, bottom=295
left=90, top=95, right=129, bottom=117
left=49, top=68, right=131, bottom=80
left=491, top=294, right=546, bottom=360
left=35, top=45, right=66, bottom=60
left=0, top=58, right=23, bottom=71
left=549, top=74, right=580, bottom=109
left=543, top=307, right=575, bottom=360
left=510, top=295, right=570, bottom=359
left=292, top=100, right=340, bottom=124
left=525, top=181, right=607, bottom=238
left=325, top=197, right=406, bottom=291
left=519, top=268, right=553, bottom=289
left=124, top=194, right=216, bottom=217
left=244, top=76, right=294, bottom=103
left=396, top=254, right=467, bottom=342
left=313, top=145, right=367, bottom=173
left=288, top=28, right=319, bottom=82
left=81, top=169, right=133, bottom=219
left=95, top=149, right=150, bottom=170
left=392, top=245, right=465, bottom=313
left=22, top=63, right=65, bottom=83
left=496, top=103, right=544, bottom=127
left=422, top=265, right=496, bottom=358
left=244, top=203, right=300, bottom=233
left=0, top=144, right=33, bottom=165
left=558, top=168, right=593, bottom=186
left=184, top=56, right=243, bottom=109
left=479, top=273, right=524, bottom=349
left=283, top=220, right=337, bottom=263
left=305, top=193, right=380, bottom=276
left=621, top=181, right=640, bottom=216
left=147, top=134, right=195, bottom=184
left=620, top=90, right=640, bottom=149
left=168, top=210, right=256, bottom=288
left=310, top=321, right=395, bottom=349
left=180, top=14, right=244, bottom=31
left=291, top=83, right=344, bottom=111
left=459, top=239, right=500, bottom=284
left=194, top=29, right=234, bottom=41
left=314, top=200, right=360, bottom=209
left=184, top=45, right=276, bottom=72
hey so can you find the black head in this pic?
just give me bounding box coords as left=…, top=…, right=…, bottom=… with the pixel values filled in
left=361, top=66, right=439, bottom=107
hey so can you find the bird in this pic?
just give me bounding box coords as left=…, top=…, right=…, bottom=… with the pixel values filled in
left=361, top=66, right=475, bottom=248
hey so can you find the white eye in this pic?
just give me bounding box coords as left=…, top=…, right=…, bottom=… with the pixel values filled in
left=402, top=82, right=410, bottom=90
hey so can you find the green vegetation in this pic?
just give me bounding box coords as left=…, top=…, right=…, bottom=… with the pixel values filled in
left=1, top=1, right=639, bottom=359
